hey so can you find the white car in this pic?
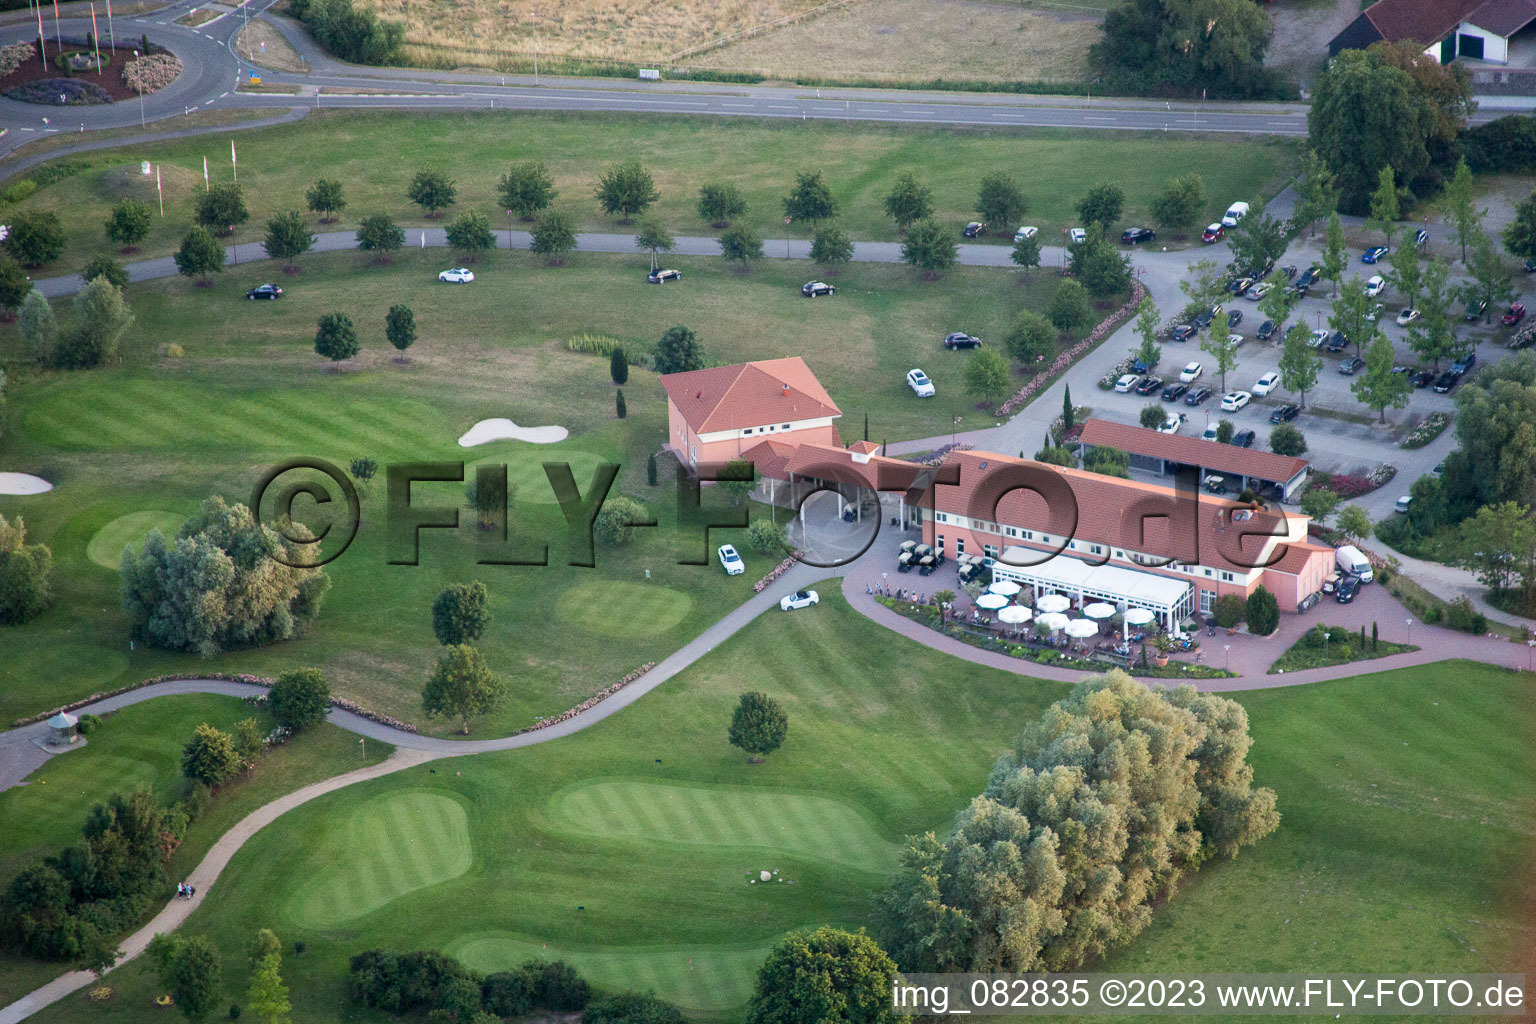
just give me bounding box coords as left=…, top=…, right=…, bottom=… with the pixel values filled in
left=1364, top=275, right=1386, bottom=298
left=1227, top=333, right=1246, bottom=348
left=1253, top=371, right=1280, bottom=396
left=780, top=589, right=820, bottom=611
left=1309, top=328, right=1330, bottom=349
left=1396, top=308, right=1421, bottom=326
left=1013, top=226, right=1038, bottom=242
left=1179, top=361, right=1203, bottom=382
left=1068, top=227, right=1087, bottom=244
left=1220, top=391, right=1252, bottom=412
left=906, top=368, right=935, bottom=397
left=1157, top=413, right=1182, bottom=434
left=1248, top=282, right=1272, bottom=301
left=717, top=543, right=744, bottom=576
left=1364, top=302, right=1386, bottom=323
left=1115, top=373, right=1140, bottom=393
left=1221, top=201, right=1250, bottom=228
left=439, top=267, right=474, bottom=283
left=1201, top=422, right=1220, bottom=442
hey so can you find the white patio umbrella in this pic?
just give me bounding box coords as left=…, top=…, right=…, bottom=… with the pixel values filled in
left=988, top=580, right=1022, bottom=597
left=1064, top=618, right=1099, bottom=639
left=1083, top=602, right=1116, bottom=620
left=1036, top=611, right=1070, bottom=631
left=1124, top=607, right=1155, bottom=645
left=998, top=605, right=1032, bottom=625
left=1036, top=593, right=1071, bottom=614
left=976, top=593, right=1009, bottom=611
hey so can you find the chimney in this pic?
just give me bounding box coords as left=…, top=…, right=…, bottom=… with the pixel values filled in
left=695, top=390, right=702, bottom=399
left=782, top=383, right=789, bottom=396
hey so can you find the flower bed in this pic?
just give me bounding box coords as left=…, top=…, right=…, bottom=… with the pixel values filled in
left=900, top=443, right=973, bottom=466
left=5, top=77, right=112, bottom=104
left=122, top=52, right=181, bottom=94
left=512, top=663, right=656, bottom=735
left=753, top=555, right=799, bottom=593
left=1401, top=412, right=1451, bottom=449
left=1307, top=464, right=1395, bottom=500
left=0, top=41, right=33, bottom=77
left=998, top=281, right=1147, bottom=416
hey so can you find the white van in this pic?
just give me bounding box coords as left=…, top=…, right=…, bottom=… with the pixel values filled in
left=1335, top=544, right=1373, bottom=583
left=1221, top=202, right=1251, bottom=228
left=1394, top=495, right=1413, bottom=514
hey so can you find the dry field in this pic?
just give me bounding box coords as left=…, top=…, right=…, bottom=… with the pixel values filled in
left=234, top=18, right=310, bottom=72
left=685, top=0, right=1101, bottom=83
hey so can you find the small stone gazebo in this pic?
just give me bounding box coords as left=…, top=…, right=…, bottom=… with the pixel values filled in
left=46, top=711, right=79, bottom=747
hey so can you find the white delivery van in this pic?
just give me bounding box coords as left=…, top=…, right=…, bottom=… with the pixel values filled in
left=1221, top=202, right=1251, bottom=228
left=1335, top=544, right=1373, bottom=582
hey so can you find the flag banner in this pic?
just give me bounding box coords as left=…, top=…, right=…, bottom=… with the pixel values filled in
left=203, top=156, right=209, bottom=187
left=155, top=164, right=164, bottom=216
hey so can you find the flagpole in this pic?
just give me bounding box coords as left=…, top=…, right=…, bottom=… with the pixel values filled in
left=35, top=0, right=46, bottom=60
left=203, top=156, right=209, bottom=192
left=155, top=164, right=163, bottom=217
left=231, top=139, right=237, bottom=182
left=51, top=0, right=60, bottom=55
left=90, top=4, right=101, bottom=75
left=106, top=0, right=115, bottom=53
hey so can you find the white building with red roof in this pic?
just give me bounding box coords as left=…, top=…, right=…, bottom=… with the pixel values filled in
left=659, top=357, right=842, bottom=468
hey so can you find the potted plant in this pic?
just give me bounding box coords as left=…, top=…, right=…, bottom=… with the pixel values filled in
left=1151, top=634, right=1173, bottom=667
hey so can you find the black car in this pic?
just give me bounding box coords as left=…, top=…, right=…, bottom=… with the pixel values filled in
left=1433, top=371, right=1458, bottom=393
left=1172, top=324, right=1198, bottom=342
left=1269, top=404, right=1299, bottom=423
left=962, top=221, right=987, bottom=238
left=1325, top=331, right=1348, bottom=353
left=801, top=281, right=836, bottom=297
left=1184, top=386, right=1214, bottom=406
left=1162, top=382, right=1189, bottom=402
left=1464, top=300, right=1487, bottom=321
left=1411, top=370, right=1435, bottom=388
left=1339, top=356, right=1365, bottom=375
left=647, top=268, right=682, bottom=284
left=1194, top=307, right=1221, bottom=329
left=1450, top=352, right=1477, bottom=376
left=1231, top=429, right=1256, bottom=448
left=943, top=332, right=982, bottom=350
left=1280, top=264, right=1298, bottom=280
left=1230, top=277, right=1255, bottom=296
left=1121, top=227, right=1156, bottom=244
left=1135, top=376, right=1164, bottom=395
left=1226, top=309, right=1244, bottom=327
left=1335, top=575, right=1360, bottom=603
left=1256, top=320, right=1276, bottom=340
left=246, top=284, right=283, bottom=300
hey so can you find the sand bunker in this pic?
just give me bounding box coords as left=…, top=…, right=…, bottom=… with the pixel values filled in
left=0, top=473, right=52, bottom=495
left=458, top=419, right=570, bottom=446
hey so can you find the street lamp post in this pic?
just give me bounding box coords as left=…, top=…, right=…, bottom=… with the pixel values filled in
left=131, top=50, right=145, bottom=126
left=1223, top=643, right=1231, bottom=670
left=1406, top=617, right=1413, bottom=645
left=1323, top=631, right=1331, bottom=659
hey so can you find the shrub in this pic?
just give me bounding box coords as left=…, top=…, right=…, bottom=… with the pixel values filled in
left=1211, top=593, right=1246, bottom=629
left=121, top=52, right=181, bottom=93
left=1446, top=597, right=1487, bottom=634
left=592, top=497, right=651, bottom=547
left=1245, top=585, right=1279, bottom=636
left=286, top=0, right=403, bottom=64
left=267, top=668, right=330, bottom=731
left=5, top=78, right=111, bottom=104
left=583, top=992, right=683, bottom=1024
left=1, top=180, right=37, bottom=205
left=1269, top=423, right=1306, bottom=456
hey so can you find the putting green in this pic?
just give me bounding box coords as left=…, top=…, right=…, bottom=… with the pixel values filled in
left=451, top=934, right=771, bottom=1014
left=554, top=581, right=694, bottom=640
left=287, top=790, right=473, bottom=928
left=549, top=781, right=897, bottom=871
left=86, top=510, right=187, bottom=570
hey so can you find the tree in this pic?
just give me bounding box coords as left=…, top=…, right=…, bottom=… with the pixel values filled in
left=1335, top=504, right=1373, bottom=545
left=652, top=325, right=703, bottom=375
left=1445, top=158, right=1481, bottom=264
left=1330, top=276, right=1380, bottom=358
left=407, top=168, right=456, bottom=217
left=1133, top=295, right=1161, bottom=370
left=1321, top=213, right=1347, bottom=297
left=1405, top=257, right=1455, bottom=370
left=720, top=458, right=754, bottom=505
left=530, top=209, right=577, bottom=264
left=593, top=496, right=651, bottom=547
left=1443, top=357, right=1536, bottom=515
left=1068, top=235, right=1132, bottom=297
left=1083, top=445, right=1130, bottom=478
left=1048, top=279, right=1091, bottom=333
left=0, top=514, right=53, bottom=625
left=305, top=178, right=346, bottom=223
left=610, top=346, right=629, bottom=385
left=498, top=161, right=556, bottom=220
left=247, top=949, right=291, bottom=1024
left=1226, top=213, right=1287, bottom=278
left=719, top=224, right=764, bottom=269
left=56, top=277, right=133, bottom=369
left=350, top=457, right=379, bottom=490
left=182, top=723, right=242, bottom=787
left=1212, top=593, right=1246, bottom=629
left=1178, top=256, right=1227, bottom=314
left=1387, top=231, right=1422, bottom=310
left=263, top=210, right=316, bottom=270
left=464, top=475, right=503, bottom=529
left=442, top=211, right=495, bottom=262
left=174, top=226, right=226, bottom=283
left=3, top=209, right=65, bottom=266
left=422, top=644, right=505, bottom=734
left=1005, top=309, right=1055, bottom=366
left=1215, top=419, right=1235, bottom=444
left=697, top=183, right=746, bottom=227
left=745, top=518, right=787, bottom=555
left=595, top=161, right=659, bottom=221
left=1010, top=232, right=1042, bottom=271
left=728, top=691, right=788, bottom=762
left=268, top=668, right=330, bottom=731
left=1352, top=334, right=1410, bottom=422
left=745, top=927, right=896, bottom=1024
left=1139, top=403, right=1166, bottom=429
left=1289, top=150, right=1339, bottom=237
left=314, top=312, right=359, bottom=370
left=1504, top=192, right=1536, bottom=263
left=1269, top=422, right=1306, bottom=456
left=1035, top=443, right=1076, bottom=468
left=1257, top=266, right=1299, bottom=335
left=18, top=289, right=57, bottom=363
left=248, top=930, right=282, bottom=973
left=82, top=252, right=129, bottom=290
left=976, top=172, right=1027, bottom=228
left=1149, top=172, right=1205, bottom=237
left=356, top=212, right=404, bottom=262
left=783, top=171, right=837, bottom=225
left=1201, top=313, right=1242, bottom=391
left=1091, top=0, right=1276, bottom=99
left=1367, top=165, right=1401, bottom=246
left=1464, top=229, right=1516, bottom=324
left=1061, top=385, right=1075, bottom=432
left=1454, top=501, right=1536, bottom=599
left=1300, top=487, right=1340, bottom=527
left=105, top=198, right=153, bottom=251
left=882, top=171, right=933, bottom=231
left=165, top=935, right=221, bottom=1021
left=634, top=218, right=673, bottom=272
left=963, top=346, right=1012, bottom=407
left=1075, top=183, right=1124, bottom=231
left=195, top=182, right=249, bottom=236
left=809, top=222, right=853, bottom=269
left=584, top=993, right=684, bottom=1024
left=899, top=218, right=957, bottom=276
left=0, top=256, right=30, bottom=316
left=385, top=303, right=415, bottom=358
left=616, top=388, right=627, bottom=419
left=432, top=581, right=490, bottom=646
left=647, top=452, right=658, bottom=487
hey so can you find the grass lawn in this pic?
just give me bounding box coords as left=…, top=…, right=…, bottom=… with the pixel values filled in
left=1268, top=621, right=1418, bottom=673
left=4, top=110, right=1298, bottom=275
left=0, top=694, right=392, bottom=1004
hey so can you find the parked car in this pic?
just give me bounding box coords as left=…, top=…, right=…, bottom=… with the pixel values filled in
left=963, top=221, right=987, bottom=238
left=647, top=268, right=682, bottom=283
left=1335, top=574, right=1360, bottom=603
left=1231, top=429, right=1256, bottom=448
left=1361, top=246, right=1389, bottom=264
left=245, top=284, right=283, bottom=300
left=802, top=281, right=836, bottom=297
left=717, top=544, right=744, bottom=576
left=1338, top=356, right=1365, bottom=375
left=1364, top=275, right=1386, bottom=297
left=1414, top=228, right=1429, bottom=247
left=1269, top=404, right=1299, bottom=423
left=1464, top=299, right=1487, bottom=321
left=1172, top=324, right=1198, bottom=342
left=1202, top=424, right=1221, bottom=442
left=1433, top=371, right=1458, bottom=393
left=779, top=589, right=820, bottom=611
left=1180, top=361, right=1204, bottom=382
left=1296, top=265, right=1321, bottom=288
left=1013, top=225, right=1038, bottom=242
left=1227, top=333, right=1246, bottom=349
left=1411, top=370, right=1435, bottom=388
left=1121, top=227, right=1156, bottom=244
left=1253, top=371, right=1281, bottom=396
left=1396, top=308, right=1421, bottom=326
left=1364, top=302, right=1386, bottom=323
left=1526, top=257, right=1536, bottom=273
left=1325, top=331, right=1348, bottom=353
left=1249, top=282, right=1273, bottom=301
left=1309, top=329, right=1329, bottom=349
left=1257, top=320, right=1276, bottom=340
left=1220, top=391, right=1251, bottom=412
left=1394, top=495, right=1414, bottom=514
left=1161, top=382, right=1189, bottom=402
left=1451, top=352, right=1477, bottom=375
left=1230, top=277, right=1255, bottom=296
left=1157, top=413, right=1183, bottom=434
left=906, top=368, right=935, bottom=397
left=1221, top=201, right=1250, bottom=227
left=439, top=267, right=474, bottom=283
left=1115, top=373, right=1140, bottom=393
left=944, top=332, right=983, bottom=349
left=1502, top=303, right=1527, bottom=326
left=1226, top=309, right=1244, bottom=327
left=1201, top=223, right=1225, bottom=244
left=1135, top=376, right=1164, bottom=395
left=1184, top=386, right=1214, bottom=406
left=1194, top=306, right=1221, bottom=329
left=1068, top=227, right=1087, bottom=244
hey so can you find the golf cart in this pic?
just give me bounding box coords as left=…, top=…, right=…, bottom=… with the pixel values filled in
left=1202, top=474, right=1229, bottom=495
left=917, top=555, right=937, bottom=576
left=897, top=551, right=914, bottom=573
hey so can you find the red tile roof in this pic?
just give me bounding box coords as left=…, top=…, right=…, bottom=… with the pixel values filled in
left=1467, top=0, right=1536, bottom=36
left=848, top=440, right=881, bottom=454
left=1364, top=0, right=1481, bottom=43
left=659, top=357, right=841, bottom=434
left=740, top=439, right=797, bottom=480
left=1268, top=541, right=1335, bottom=575
left=1078, top=419, right=1308, bottom=484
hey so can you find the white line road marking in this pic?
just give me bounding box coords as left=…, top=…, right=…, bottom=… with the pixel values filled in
left=220, top=91, right=229, bottom=97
